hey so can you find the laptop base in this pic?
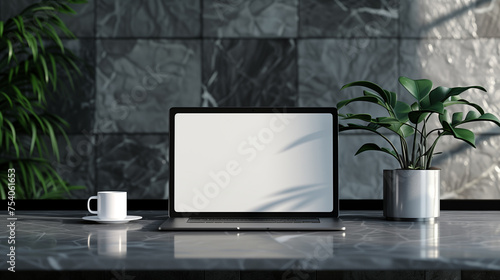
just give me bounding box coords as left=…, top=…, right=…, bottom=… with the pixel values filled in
left=159, top=217, right=346, bottom=231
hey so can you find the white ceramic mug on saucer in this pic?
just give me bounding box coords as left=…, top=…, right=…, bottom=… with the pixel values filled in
left=87, top=191, right=127, bottom=220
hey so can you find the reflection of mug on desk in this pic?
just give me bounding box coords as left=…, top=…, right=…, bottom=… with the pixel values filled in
left=87, top=228, right=128, bottom=257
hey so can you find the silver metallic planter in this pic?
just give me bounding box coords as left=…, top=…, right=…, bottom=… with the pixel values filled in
left=383, top=169, right=440, bottom=221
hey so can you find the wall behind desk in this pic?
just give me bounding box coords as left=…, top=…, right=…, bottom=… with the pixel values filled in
left=2, top=0, right=499, bottom=200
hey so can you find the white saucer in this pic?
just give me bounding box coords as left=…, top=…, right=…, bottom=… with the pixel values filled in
left=82, top=215, right=142, bottom=224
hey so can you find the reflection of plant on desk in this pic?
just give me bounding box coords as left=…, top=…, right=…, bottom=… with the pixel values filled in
left=338, top=76, right=500, bottom=170
left=0, top=0, right=86, bottom=199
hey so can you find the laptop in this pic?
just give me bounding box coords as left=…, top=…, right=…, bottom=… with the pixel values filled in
left=159, top=107, right=345, bottom=231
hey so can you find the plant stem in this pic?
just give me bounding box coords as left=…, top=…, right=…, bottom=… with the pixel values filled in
left=421, top=113, right=434, bottom=169
left=425, top=133, right=443, bottom=168
left=399, top=136, right=407, bottom=168
left=411, top=122, right=418, bottom=167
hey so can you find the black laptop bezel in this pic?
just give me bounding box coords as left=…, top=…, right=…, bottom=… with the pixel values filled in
left=169, top=107, right=339, bottom=218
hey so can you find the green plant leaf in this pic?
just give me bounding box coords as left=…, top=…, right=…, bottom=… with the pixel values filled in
left=411, top=102, right=419, bottom=111
left=44, top=24, right=64, bottom=50
left=18, top=161, right=29, bottom=197
left=464, top=110, right=480, bottom=121
left=336, top=96, right=380, bottom=110
left=394, top=101, right=411, bottom=122
left=341, top=80, right=390, bottom=104
left=429, top=86, right=450, bottom=104
left=39, top=56, right=50, bottom=83
left=30, top=122, right=37, bottom=155
left=408, top=102, right=444, bottom=124
left=444, top=86, right=486, bottom=100
left=363, top=90, right=384, bottom=102
left=399, top=124, right=415, bottom=138
left=451, top=112, right=463, bottom=126
left=8, top=66, right=15, bottom=83
left=339, top=123, right=378, bottom=133
left=1, top=92, right=13, bottom=107
left=367, top=123, right=382, bottom=130
left=374, top=117, right=401, bottom=125
left=60, top=3, right=77, bottom=14
left=6, top=40, right=14, bottom=63
left=399, top=76, right=433, bottom=103
left=24, top=60, right=30, bottom=73
left=342, top=113, right=372, bottom=122
left=459, top=113, right=500, bottom=127
left=420, top=95, right=431, bottom=109
left=408, top=111, right=429, bottom=124
left=429, top=85, right=486, bottom=109
left=25, top=31, right=38, bottom=60
left=355, top=143, right=399, bottom=160
left=5, top=119, right=17, bottom=149
left=385, top=90, right=397, bottom=109
left=48, top=54, right=58, bottom=88
left=44, top=118, right=60, bottom=161
left=443, top=99, right=485, bottom=115
left=13, top=16, right=25, bottom=33
left=33, top=167, right=48, bottom=194
left=442, top=121, right=476, bottom=148
left=439, top=109, right=450, bottom=125
left=383, top=122, right=407, bottom=137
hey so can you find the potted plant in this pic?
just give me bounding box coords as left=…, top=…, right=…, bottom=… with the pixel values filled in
left=0, top=0, right=86, bottom=199
left=338, top=76, right=500, bottom=220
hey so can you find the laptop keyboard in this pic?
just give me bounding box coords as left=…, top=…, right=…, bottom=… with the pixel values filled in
left=187, top=218, right=320, bottom=223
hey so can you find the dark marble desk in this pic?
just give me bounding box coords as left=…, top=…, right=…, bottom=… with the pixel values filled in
left=1, top=211, right=500, bottom=279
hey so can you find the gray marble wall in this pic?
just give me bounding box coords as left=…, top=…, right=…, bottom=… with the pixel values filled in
left=2, top=0, right=499, bottom=200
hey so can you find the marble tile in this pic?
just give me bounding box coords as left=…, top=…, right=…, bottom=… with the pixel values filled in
left=298, top=39, right=398, bottom=124
left=203, top=0, right=298, bottom=38
left=47, top=39, right=95, bottom=134
left=50, top=135, right=96, bottom=199
left=300, top=0, right=399, bottom=38
left=59, top=0, right=95, bottom=37
left=400, top=0, right=500, bottom=39
left=0, top=0, right=94, bottom=37
left=202, top=39, right=296, bottom=107
left=96, top=134, right=169, bottom=199
left=339, top=134, right=401, bottom=199
left=433, top=135, right=500, bottom=199
left=97, top=0, right=200, bottom=37
left=399, top=38, right=500, bottom=134
left=0, top=0, right=23, bottom=19
left=96, top=39, right=201, bottom=133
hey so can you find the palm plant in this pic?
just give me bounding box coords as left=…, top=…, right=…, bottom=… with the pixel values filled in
left=338, top=76, right=500, bottom=170
left=0, top=0, right=86, bottom=199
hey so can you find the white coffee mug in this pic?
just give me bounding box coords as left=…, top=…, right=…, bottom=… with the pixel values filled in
left=87, top=191, right=127, bottom=220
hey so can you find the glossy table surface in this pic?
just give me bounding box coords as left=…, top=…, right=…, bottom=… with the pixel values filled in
left=1, top=210, right=500, bottom=271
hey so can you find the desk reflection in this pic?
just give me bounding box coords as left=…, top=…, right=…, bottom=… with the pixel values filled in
left=86, top=224, right=142, bottom=258
left=174, top=232, right=342, bottom=260
left=418, top=221, right=439, bottom=258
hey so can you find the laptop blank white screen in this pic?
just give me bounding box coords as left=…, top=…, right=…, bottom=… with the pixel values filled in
left=174, top=113, right=334, bottom=213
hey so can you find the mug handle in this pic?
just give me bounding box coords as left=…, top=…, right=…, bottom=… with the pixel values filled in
left=87, top=196, right=98, bottom=215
